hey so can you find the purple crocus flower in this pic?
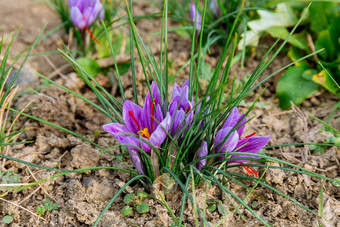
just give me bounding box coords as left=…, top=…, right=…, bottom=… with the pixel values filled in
left=196, top=141, right=208, bottom=170
left=215, top=107, right=270, bottom=176
left=168, top=79, right=194, bottom=136
left=68, top=0, right=104, bottom=30
left=190, top=3, right=202, bottom=34
left=103, top=82, right=171, bottom=174
left=209, top=0, right=220, bottom=18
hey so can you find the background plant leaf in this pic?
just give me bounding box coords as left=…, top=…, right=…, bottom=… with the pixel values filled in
left=76, top=57, right=101, bottom=77
left=276, top=65, right=319, bottom=109
left=309, top=2, right=338, bottom=34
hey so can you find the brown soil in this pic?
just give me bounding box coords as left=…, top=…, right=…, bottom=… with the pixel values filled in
left=1, top=1, right=339, bottom=227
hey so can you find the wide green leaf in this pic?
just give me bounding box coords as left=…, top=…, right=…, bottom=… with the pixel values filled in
left=309, top=2, right=338, bottom=34
left=276, top=65, right=319, bottom=109
left=266, top=27, right=309, bottom=51
left=312, top=70, right=338, bottom=95
left=315, top=30, right=336, bottom=61
left=136, top=201, right=150, bottom=214
left=76, top=57, right=101, bottom=77
left=121, top=206, right=132, bottom=217
left=123, top=194, right=135, bottom=204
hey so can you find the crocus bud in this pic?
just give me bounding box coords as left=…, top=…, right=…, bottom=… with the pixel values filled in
left=68, top=0, right=104, bottom=30
left=209, top=0, right=220, bottom=18
left=196, top=141, right=208, bottom=170
left=190, top=3, right=202, bottom=34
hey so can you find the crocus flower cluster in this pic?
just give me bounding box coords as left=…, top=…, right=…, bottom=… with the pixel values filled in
left=103, top=82, right=171, bottom=174
left=68, top=0, right=104, bottom=30
left=196, top=107, right=270, bottom=176
left=104, top=80, right=270, bottom=177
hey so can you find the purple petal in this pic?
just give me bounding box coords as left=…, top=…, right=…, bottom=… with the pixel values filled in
left=170, top=109, right=185, bottom=137
left=227, top=135, right=270, bottom=163
left=129, top=149, right=145, bottom=175
left=153, top=104, right=164, bottom=132
left=87, top=0, right=104, bottom=25
left=215, top=126, right=239, bottom=160
left=103, top=123, right=143, bottom=151
left=82, top=0, right=94, bottom=9
left=169, top=96, right=180, bottom=116
left=145, top=81, right=162, bottom=106
left=103, top=123, right=129, bottom=143
left=169, top=88, right=192, bottom=115
left=190, top=3, right=202, bottom=31
left=149, top=113, right=171, bottom=148
left=183, top=79, right=189, bottom=89
left=210, top=0, right=219, bottom=17
left=123, top=100, right=144, bottom=134
left=70, top=7, right=86, bottom=29
left=144, top=100, right=164, bottom=133
left=68, top=0, right=79, bottom=8
left=172, top=83, right=181, bottom=99
left=196, top=141, right=208, bottom=170
left=222, top=107, right=246, bottom=136
left=82, top=7, right=93, bottom=25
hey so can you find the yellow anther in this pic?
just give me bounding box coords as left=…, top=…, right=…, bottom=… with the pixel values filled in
left=138, top=128, right=151, bottom=139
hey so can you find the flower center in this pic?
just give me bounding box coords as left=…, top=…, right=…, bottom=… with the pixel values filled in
left=138, top=128, right=151, bottom=139
left=240, top=162, right=258, bottom=177
left=128, top=109, right=152, bottom=140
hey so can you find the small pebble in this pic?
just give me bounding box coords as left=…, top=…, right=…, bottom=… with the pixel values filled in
left=82, top=177, right=93, bottom=188
left=116, top=179, right=134, bottom=193
left=6, top=68, right=39, bottom=90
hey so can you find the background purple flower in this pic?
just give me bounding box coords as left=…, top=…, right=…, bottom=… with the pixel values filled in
left=69, top=0, right=104, bottom=29
left=196, top=141, right=208, bottom=170
left=190, top=3, right=202, bottom=33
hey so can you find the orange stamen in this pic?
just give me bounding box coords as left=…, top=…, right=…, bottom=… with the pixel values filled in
left=245, top=131, right=256, bottom=139
left=129, top=110, right=140, bottom=131
left=84, top=26, right=101, bottom=45
left=138, top=128, right=151, bottom=139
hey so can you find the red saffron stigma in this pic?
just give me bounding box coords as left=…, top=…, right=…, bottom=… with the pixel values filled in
left=129, top=110, right=140, bottom=131
left=245, top=131, right=256, bottom=139
left=240, top=162, right=259, bottom=177
left=84, top=26, right=101, bottom=45
left=186, top=105, right=191, bottom=114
